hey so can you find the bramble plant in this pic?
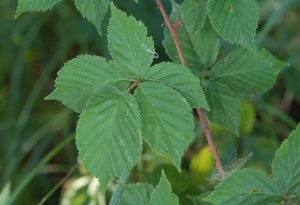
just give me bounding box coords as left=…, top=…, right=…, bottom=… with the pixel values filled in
left=10, top=0, right=300, bottom=204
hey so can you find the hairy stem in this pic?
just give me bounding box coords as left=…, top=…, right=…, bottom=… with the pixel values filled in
left=156, top=0, right=225, bottom=179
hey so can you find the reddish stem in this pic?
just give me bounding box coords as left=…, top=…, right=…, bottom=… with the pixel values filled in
left=156, top=0, right=225, bottom=179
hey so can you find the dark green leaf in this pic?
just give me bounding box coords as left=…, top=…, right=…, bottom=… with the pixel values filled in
left=73, top=0, right=109, bottom=35
left=203, top=80, right=240, bottom=135
left=163, top=1, right=205, bottom=74
left=181, top=0, right=208, bottom=35
left=208, top=0, right=258, bottom=53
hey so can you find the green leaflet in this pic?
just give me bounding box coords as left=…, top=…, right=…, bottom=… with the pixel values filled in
left=73, top=0, right=109, bottom=35
left=208, top=0, right=258, bottom=53
left=141, top=62, right=209, bottom=109
left=163, top=1, right=219, bottom=75
left=45, top=55, right=129, bottom=112
left=192, top=19, right=219, bottom=68
left=76, top=91, right=142, bottom=192
left=118, top=171, right=179, bottom=205
left=149, top=171, right=179, bottom=205
left=15, top=0, right=62, bottom=17
left=203, top=80, right=240, bottom=135
left=146, top=164, right=194, bottom=196
left=272, top=124, right=300, bottom=195
left=181, top=0, right=208, bottom=35
left=118, top=183, right=154, bottom=205
left=163, top=1, right=204, bottom=74
left=134, top=82, right=194, bottom=170
left=209, top=48, right=288, bottom=95
left=205, top=124, right=300, bottom=204
left=204, top=169, right=284, bottom=205
left=108, top=3, right=155, bottom=79
left=188, top=192, right=213, bottom=205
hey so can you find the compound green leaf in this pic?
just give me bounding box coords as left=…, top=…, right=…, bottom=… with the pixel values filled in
left=204, top=169, right=284, bottom=205
left=15, top=0, right=62, bottom=17
left=149, top=171, right=179, bottom=205
left=118, top=183, right=154, bottom=205
left=208, top=0, right=258, bottom=53
left=141, top=62, right=209, bottom=109
left=134, top=82, right=194, bottom=170
left=108, top=4, right=155, bottom=79
left=272, top=124, right=300, bottom=195
left=181, top=0, right=208, bottom=35
left=45, top=55, right=129, bottom=112
left=209, top=48, right=288, bottom=95
left=203, top=80, right=240, bottom=135
left=74, top=0, right=109, bottom=35
left=76, top=91, right=142, bottom=192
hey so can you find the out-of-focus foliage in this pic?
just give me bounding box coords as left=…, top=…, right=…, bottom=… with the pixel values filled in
left=1, top=0, right=299, bottom=204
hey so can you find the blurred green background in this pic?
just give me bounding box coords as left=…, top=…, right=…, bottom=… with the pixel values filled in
left=0, top=0, right=299, bottom=204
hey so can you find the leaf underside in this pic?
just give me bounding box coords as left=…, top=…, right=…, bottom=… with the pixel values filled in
left=203, top=80, right=240, bottom=135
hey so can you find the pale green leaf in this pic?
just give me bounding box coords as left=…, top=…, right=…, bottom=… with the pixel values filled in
left=118, top=183, right=154, bottom=205
left=134, top=82, right=194, bottom=170
left=181, top=0, right=208, bottom=35
left=141, top=62, right=209, bottom=109
left=15, top=0, right=62, bottom=17
left=74, top=0, right=109, bottom=35
left=76, top=91, right=142, bottom=192
left=0, top=182, right=11, bottom=205
left=45, top=55, right=129, bottom=112
left=203, top=80, right=240, bottom=135
left=108, top=4, right=155, bottom=79
left=272, top=124, right=300, bottom=195
left=209, top=48, right=288, bottom=95
left=208, top=0, right=259, bottom=53
left=204, top=169, right=284, bottom=205
left=149, top=171, right=179, bottom=205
